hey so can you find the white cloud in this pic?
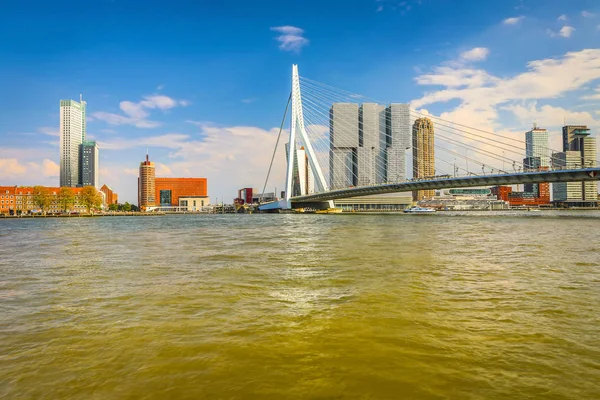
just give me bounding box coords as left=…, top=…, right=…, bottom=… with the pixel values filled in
left=38, top=127, right=59, bottom=137
left=270, top=26, right=309, bottom=52
left=459, top=47, right=490, bottom=62
left=91, top=95, right=188, bottom=128
left=157, top=84, right=165, bottom=90
left=547, top=26, right=575, bottom=38
left=582, top=85, right=600, bottom=100
left=503, top=16, right=524, bottom=25
left=558, top=14, right=568, bottom=21
left=411, top=49, right=600, bottom=170
left=242, top=98, right=258, bottom=104
left=0, top=158, right=59, bottom=181
left=581, top=10, right=595, bottom=18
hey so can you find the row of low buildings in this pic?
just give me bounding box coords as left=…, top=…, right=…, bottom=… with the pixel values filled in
left=138, top=154, right=209, bottom=211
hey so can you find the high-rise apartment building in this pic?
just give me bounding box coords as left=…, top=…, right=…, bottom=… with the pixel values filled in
left=60, top=97, right=87, bottom=187
left=386, top=104, right=411, bottom=184
left=80, top=140, right=99, bottom=188
left=554, top=125, right=598, bottom=205
left=412, top=117, right=435, bottom=201
left=138, top=154, right=156, bottom=210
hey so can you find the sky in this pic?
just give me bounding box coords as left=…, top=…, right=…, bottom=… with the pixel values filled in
left=1, top=0, right=599, bottom=203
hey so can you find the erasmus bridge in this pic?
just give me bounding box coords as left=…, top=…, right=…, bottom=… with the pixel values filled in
left=258, top=65, right=600, bottom=211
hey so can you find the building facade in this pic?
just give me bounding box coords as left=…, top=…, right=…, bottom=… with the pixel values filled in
left=138, top=154, right=156, bottom=210
left=80, top=140, right=99, bottom=188
left=100, top=184, right=118, bottom=206
left=329, top=102, right=410, bottom=190
left=0, top=186, right=91, bottom=215
left=178, top=196, right=210, bottom=211
left=155, top=177, right=208, bottom=206
left=60, top=98, right=87, bottom=187
left=412, top=117, right=435, bottom=201
left=554, top=125, right=598, bottom=206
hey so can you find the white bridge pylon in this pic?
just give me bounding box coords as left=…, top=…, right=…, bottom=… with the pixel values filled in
left=284, top=65, right=331, bottom=208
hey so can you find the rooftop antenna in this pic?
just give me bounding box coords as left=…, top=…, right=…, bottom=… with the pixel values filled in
left=146, top=148, right=149, bottom=162
left=80, top=93, right=83, bottom=103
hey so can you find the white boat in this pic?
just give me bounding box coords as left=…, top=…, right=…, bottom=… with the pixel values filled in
left=403, top=206, right=436, bottom=214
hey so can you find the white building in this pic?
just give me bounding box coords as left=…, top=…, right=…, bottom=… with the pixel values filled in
left=60, top=97, right=87, bottom=187
left=525, top=125, right=550, bottom=167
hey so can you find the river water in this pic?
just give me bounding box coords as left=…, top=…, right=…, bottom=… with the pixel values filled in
left=1, top=212, right=599, bottom=399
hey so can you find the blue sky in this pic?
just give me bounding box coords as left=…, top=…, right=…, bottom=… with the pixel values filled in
left=1, top=0, right=599, bottom=203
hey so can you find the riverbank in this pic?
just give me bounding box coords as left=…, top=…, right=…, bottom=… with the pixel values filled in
left=0, top=212, right=165, bottom=218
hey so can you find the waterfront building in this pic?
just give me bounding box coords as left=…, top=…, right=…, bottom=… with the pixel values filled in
left=80, top=140, right=99, bottom=189
left=554, top=125, right=598, bottom=206
left=492, top=184, right=552, bottom=207
left=330, top=103, right=359, bottom=189
left=60, top=97, right=87, bottom=187
left=329, top=102, right=410, bottom=190
left=155, top=177, right=208, bottom=207
left=412, top=117, right=435, bottom=201
left=138, top=154, right=156, bottom=210
left=237, top=188, right=254, bottom=204
left=100, top=184, right=118, bottom=206
left=178, top=196, right=210, bottom=211
left=0, top=186, right=91, bottom=215
left=526, top=125, right=550, bottom=167
left=333, top=193, right=412, bottom=212
left=419, top=188, right=508, bottom=210
left=385, top=104, right=411, bottom=184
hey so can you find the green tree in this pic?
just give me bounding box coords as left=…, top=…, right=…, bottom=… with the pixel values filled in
left=108, top=203, right=118, bottom=211
left=80, top=186, right=102, bottom=213
left=122, top=202, right=131, bottom=212
left=130, top=204, right=139, bottom=212
left=58, top=187, right=75, bottom=212
left=32, top=186, right=52, bottom=214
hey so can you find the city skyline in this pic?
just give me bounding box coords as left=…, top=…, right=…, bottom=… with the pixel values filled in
left=1, top=1, right=600, bottom=203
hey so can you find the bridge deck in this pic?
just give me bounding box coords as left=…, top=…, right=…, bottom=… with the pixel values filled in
left=291, top=168, right=600, bottom=203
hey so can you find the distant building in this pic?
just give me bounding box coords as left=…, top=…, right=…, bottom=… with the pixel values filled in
left=60, top=97, right=87, bottom=187
left=333, top=193, right=412, bottom=212
left=330, top=103, right=359, bottom=190
left=491, top=184, right=551, bottom=207
left=80, top=140, right=99, bottom=188
left=100, top=184, right=118, bottom=206
left=178, top=196, right=210, bottom=211
left=420, top=188, right=508, bottom=210
left=553, top=125, right=598, bottom=206
left=237, top=188, right=254, bottom=204
left=412, top=117, right=435, bottom=201
left=155, top=178, right=208, bottom=207
left=138, top=154, right=156, bottom=210
left=523, top=125, right=550, bottom=198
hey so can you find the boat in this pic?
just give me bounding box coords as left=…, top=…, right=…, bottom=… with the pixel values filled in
left=315, top=208, right=343, bottom=214
left=403, top=206, right=436, bottom=214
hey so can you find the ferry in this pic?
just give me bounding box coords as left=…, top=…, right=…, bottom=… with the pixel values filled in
left=403, top=206, right=436, bottom=214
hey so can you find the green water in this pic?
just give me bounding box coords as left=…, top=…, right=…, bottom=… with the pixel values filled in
left=1, top=213, right=599, bottom=399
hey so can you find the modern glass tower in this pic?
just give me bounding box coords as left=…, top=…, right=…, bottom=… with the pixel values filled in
left=80, top=140, right=99, bottom=188
left=59, top=97, right=87, bottom=187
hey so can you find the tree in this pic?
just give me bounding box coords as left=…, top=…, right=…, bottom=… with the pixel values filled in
left=122, top=202, right=131, bottom=212
left=108, top=203, right=118, bottom=211
left=32, top=186, right=52, bottom=214
left=80, top=186, right=102, bottom=213
left=130, top=204, right=139, bottom=212
left=58, top=187, right=75, bottom=213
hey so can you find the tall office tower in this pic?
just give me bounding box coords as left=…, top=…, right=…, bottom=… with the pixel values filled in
left=526, top=125, right=550, bottom=167
left=80, top=140, right=99, bottom=188
left=358, top=103, right=384, bottom=186
left=385, top=104, right=411, bottom=184
left=330, top=103, right=359, bottom=189
left=523, top=125, right=549, bottom=194
left=561, top=125, right=597, bottom=202
left=59, top=97, right=87, bottom=187
left=412, top=117, right=435, bottom=201
left=296, top=147, right=315, bottom=196
left=138, top=154, right=156, bottom=210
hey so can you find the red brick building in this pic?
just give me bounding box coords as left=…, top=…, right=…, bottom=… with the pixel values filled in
left=155, top=178, right=208, bottom=206
left=0, top=186, right=89, bottom=214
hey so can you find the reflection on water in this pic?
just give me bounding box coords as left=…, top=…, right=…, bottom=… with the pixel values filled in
left=1, top=212, right=600, bottom=399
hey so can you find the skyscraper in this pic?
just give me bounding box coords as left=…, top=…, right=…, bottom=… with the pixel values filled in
left=330, top=103, right=359, bottom=189
left=138, top=154, right=156, bottom=210
left=329, top=102, right=410, bottom=189
left=554, top=125, right=598, bottom=204
left=524, top=125, right=549, bottom=195
left=412, top=117, right=435, bottom=201
left=59, top=97, right=87, bottom=187
left=80, top=140, right=99, bottom=188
